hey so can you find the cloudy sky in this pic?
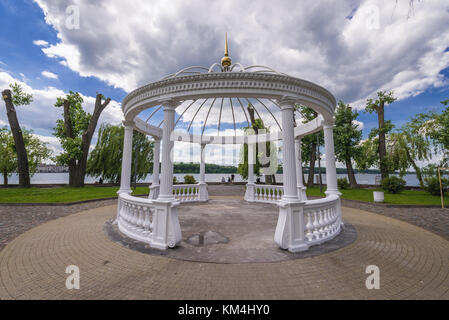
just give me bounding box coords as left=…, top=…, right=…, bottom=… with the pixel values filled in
left=0, top=0, right=448, bottom=166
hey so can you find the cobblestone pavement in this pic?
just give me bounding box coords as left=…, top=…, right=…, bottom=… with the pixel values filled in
left=0, top=202, right=448, bottom=299
left=0, top=199, right=117, bottom=252
left=339, top=199, right=449, bottom=241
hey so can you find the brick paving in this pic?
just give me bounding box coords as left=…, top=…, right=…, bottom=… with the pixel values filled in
left=0, top=202, right=448, bottom=299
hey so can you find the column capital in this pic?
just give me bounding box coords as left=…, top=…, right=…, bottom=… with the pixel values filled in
left=160, top=99, right=181, bottom=110
left=323, top=119, right=335, bottom=129
left=276, top=96, right=297, bottom=110
left=122, top=120, right=135, bottom=127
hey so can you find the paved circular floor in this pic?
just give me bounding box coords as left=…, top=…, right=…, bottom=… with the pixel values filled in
left=104, top=200, right=357, bottom=263
left=0, top=200, right=448, bottom=299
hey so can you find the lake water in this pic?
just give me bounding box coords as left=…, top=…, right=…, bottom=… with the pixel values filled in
left=0, top=172, right=421, bottom=186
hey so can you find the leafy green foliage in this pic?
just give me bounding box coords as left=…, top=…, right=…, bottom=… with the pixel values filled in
left=0, top=126, right=51, bottom=181
left=183, top=175, right=197, bottom=184
left=53, top=91, right=89, bottom=165
left=87, top=124, right=153, bottom=184
left=381, top=176, right=406, bottom=194
left=364, top=90, right=397, bottom=115
left=424, top=176, right=448, bottom=196
left=0, top=127, right=17, bottom=180
left=337, top=177, right=350, bottom=189
left=9, top=82, right=33, bottom=106
left=334, top=101, right=362, bottom=162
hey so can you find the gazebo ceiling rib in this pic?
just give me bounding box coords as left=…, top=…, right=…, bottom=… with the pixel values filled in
left=187, top=98, right=209, bottom=133
left=217, top=97, right=224, bottom=136
left=236, top=97, right=250, bottom=127
left=229, top=98, right=237, bottom=137
left=255, top=98, right=282, bottom=131
left=145, top=105, right=162, bottom=122
left=173, top=99, right=198, bottom=127
left=244, top=98, right=264, bottom=127
left=201, top=97, right=217, bottom=136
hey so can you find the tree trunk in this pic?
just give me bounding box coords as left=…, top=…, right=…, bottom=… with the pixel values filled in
left=307, top=140, right=317, bottom=186
left=2, top=89, right=30, bottom=187
left=3, top=171, right=8, bottom=186
left=72, top=94, right=111, bottom=187
left=63, top=100, right=77, bottom=186
left=377, top=103, right=389, bottom=180
left=345, top=156, right=358, bottom=188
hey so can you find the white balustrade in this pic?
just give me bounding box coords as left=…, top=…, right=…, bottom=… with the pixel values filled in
left=303, top=194, right=340, bottom=246
left=173, top=184, right=203, bottom=202
left=248, top=185, right=341, bottom=249
left=253, top=184, right=284, bottom=203
left=117, top=193, right=155, bottom=244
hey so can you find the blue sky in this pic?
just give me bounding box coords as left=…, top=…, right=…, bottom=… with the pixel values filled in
left=0, top=0, right=448, bottom=165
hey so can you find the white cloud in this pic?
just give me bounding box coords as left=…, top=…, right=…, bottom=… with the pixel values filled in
left=32, top=0, right=449, bottom=107
left=41, top=70, right=58, bottom=79
left=33, top=40, right=49, bottom=47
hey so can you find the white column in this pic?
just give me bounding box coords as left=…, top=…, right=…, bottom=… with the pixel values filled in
left=149, top=138, right=161, bottom=199
left=198, top=143, right=208, bottom=201
left=152, top=100, right=182, bottom=250
left=279, top=97, right=299, bottom=202
left=157, top=101, right=179, bottom=200
left=323, top=122, right=340, bottom=196
left=200, top=143, right=206, bottom=183
left=244, top=141, right=256, bottom=201
left=295, top=137, right=307, bottom=200
left=248, top=142, right=255, bottom=183
left=118, top=121, right=134, bottom=194
left=274, top=97, right=307, bottom=253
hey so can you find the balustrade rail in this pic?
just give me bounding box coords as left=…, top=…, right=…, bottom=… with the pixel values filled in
left=254, top=184, right=284, bottom=203
left=173, top=184, right=200, bottom=202
left=303, top=194, right=340, bottom=245
left=117, top=193, right=155, bottom=244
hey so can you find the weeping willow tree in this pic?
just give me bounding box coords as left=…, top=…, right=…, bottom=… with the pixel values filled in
left=237, top=103, right=278, bottom=182
left=87, top=124, right=154, bottom=184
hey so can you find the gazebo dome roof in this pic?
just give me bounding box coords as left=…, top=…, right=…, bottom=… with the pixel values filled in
left=122, top=37, right=336, bottom=143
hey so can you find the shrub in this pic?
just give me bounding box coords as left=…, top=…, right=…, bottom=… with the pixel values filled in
left=424, top=176, right=449, bottom=196
left=337, top=177, right=350, bottom=189
left=173, top=176, right=178, bottom=184
left=380, top=176, right=406, bottom=194
left=183, top=175, right=197, bottom=184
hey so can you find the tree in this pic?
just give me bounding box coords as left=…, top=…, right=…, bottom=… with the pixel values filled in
left=53, top=91, right=111, bottom=187
left=333, top=101, right=362, bottom=188
left=2, top=83, right=33, bottom=187
left=238, top=103, right=277, bottom=182
left=0, top=126, right=51, bottom=185
left=0, top=127, right=16, bottom=185
left=355, top=121, right=395, bottom=174
left=297, top=106, right=323, bottom=187
left=364, top=90, right=397, bottom=180
left=387, top=114, right=432, bottom=188
left=87, top=124, right=154, bottom=184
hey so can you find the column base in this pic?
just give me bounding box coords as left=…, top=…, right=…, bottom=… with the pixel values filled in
left=117, top=188, right=132, bottom=195
left=297, top=186, right=307, bottom=201
left=198, top=182, right=208, bottom=202
left=149, top=184, right=160, bottom=200
left=150, top=199, right=182, bottom=249
left=274, top=200, right=308, bottom=252
left=244, top=183, right=255, bottom=202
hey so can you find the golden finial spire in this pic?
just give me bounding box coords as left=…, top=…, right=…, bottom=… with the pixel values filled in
left=221, top=32, right=232, bottom=71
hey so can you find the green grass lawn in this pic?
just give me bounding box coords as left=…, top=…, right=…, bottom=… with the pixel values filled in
left=306, top=186, right=448, bottom=206
left=0, top=186, right=149, bottom=203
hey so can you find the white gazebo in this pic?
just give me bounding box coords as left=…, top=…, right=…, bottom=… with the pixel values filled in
left=116, top=37, right=342, bottom=252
